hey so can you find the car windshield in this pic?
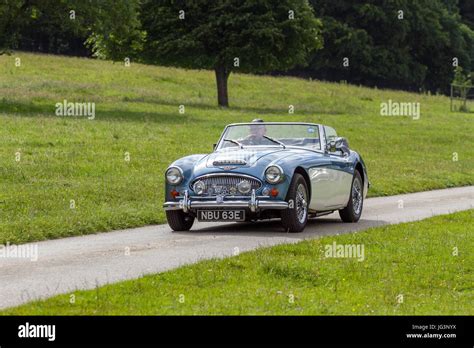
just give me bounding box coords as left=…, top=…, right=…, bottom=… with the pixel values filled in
left=217, top=123, right=321, bottom=150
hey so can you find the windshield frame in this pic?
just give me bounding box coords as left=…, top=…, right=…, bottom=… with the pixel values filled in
left=215, top=122, right=323, bottom=152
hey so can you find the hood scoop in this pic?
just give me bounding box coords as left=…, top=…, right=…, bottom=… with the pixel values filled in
left=206, top=148, right=287, bottom=168
left=213, top=159, right=247, bottom=166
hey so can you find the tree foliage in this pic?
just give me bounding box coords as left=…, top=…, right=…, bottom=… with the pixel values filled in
left=307, top=0, right=474, bottom=93
left=0, top=0, right=29, bottom=54
left=0, top=0, right=142, bottom=57
left=2, top=0, right=474, bottom=99
left=16, top=0, right=90, bottom=56
left=140, top=0, right=322, bottom=106
left=459, top=0, right=474, bottom=29
left=84, top=0, right=144, bottom=61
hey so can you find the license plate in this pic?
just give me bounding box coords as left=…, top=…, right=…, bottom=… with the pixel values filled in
left=197, top=210, right=245, bottom=222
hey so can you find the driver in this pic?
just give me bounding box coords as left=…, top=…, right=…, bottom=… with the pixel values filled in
left=242, top=119, right=273, bottom=145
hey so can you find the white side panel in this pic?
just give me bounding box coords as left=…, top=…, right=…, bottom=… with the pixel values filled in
left=308, top=168, right=353, bottom=211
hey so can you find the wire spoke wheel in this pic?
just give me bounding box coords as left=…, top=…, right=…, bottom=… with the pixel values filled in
left=296, top=183, right=308, bottom=223
left=339, top=171, right=364, bottom=223
left=352, top=177, right=362, bottom=215
left=280, top=173, right=308, bottom=232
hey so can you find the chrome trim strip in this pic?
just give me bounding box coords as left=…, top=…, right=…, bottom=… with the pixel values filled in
left=319, top=124, right=328, bottom=154
left=227, top=122, right=320, bottom=126
left=192, top=173, right=261, bottom=181
left=180, top=190, right=190, bottom=213
left=163, top=197, right=289, bottom=211
left=191, top=195, right=270, bottom=200
left=250, top=189, right=257, bottom=212
left=213, top=159, right=247, bottom=165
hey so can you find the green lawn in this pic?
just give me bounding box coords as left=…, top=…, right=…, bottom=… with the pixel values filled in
left=4, top=210, right=473, bottom=315
left=0, top=52, right=473, bottom=244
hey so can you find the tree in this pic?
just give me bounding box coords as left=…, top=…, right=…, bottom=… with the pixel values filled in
left=139, top=0, right=322, bottom=107
left=15, top=0, right=91, bottom=56
left=84, top=0, right=144, bottom=61
left=0, top=0, right=29, bottom=54
left=0, top=0, right=143, bottom=58
left=459, top=0, right=474, bottom=29
left=306, top=0, right=474, bottom=93
left=452, top=66, right=472, bottom=111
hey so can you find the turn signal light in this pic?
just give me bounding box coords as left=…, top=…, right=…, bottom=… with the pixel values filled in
left=171, top=189, right=180, bottom=198
left=270, top=188, right=279, bottom=197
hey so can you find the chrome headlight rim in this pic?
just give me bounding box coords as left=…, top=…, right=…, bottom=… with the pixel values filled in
left=165, top=166, right=184, bottom=185
left=193, top=180, right=206, bottom=195
left=264, top=165, right=284, bottom=184
left=237, top=179, right=252, bottom=194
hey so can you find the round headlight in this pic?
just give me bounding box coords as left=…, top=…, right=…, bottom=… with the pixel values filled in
left=166, top=167, right=183, bottom=185
left=265, top=165, right=283, bottom=184
left=237, top=180, right=251, bottom=194
left=193, top=180, right=206, bottom=195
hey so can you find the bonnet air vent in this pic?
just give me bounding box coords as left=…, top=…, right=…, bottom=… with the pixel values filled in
left=213, top=159, right=247, bottom=166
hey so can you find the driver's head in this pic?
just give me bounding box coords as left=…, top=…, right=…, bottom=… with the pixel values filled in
left=249, top=118, right=266, bottom=137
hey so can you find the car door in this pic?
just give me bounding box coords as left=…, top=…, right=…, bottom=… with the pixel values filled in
left=308, top=126, right=353, bottom=211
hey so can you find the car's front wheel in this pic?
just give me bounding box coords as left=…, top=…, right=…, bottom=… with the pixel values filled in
left=281, top=173, right=308, bottom=232
left=166, top=210, right=195, bottom=231
left=339, top=171, right=363, bottom=222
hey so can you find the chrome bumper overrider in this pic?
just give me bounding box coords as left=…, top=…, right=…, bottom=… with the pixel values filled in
left=163, top=189, right=288, bottom=213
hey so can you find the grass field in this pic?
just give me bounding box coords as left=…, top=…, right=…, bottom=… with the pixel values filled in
left=4, top=210, right=472, bottom=315
left=0, top=52, right=473, bottom=244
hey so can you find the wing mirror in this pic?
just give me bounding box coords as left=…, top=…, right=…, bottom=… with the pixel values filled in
left=327, top=137, right=350, bottom=156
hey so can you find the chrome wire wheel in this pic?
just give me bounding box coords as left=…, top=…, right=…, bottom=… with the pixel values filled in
left=339, top=171, right=363, bottom=223
left=295, top=183, right=308, bottom=224
left=281, top=173, right=308, bottom=232
left=352, top=177, right=363, bottom=215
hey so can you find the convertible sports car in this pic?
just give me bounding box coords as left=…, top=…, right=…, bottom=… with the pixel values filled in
left=163, top=121, right=369, bottom=232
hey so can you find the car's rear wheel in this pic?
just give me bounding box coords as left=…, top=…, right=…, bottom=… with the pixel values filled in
left=166, top=210, right=195, bottom=231
left=339, top=171, right=363, bottom=222
left=281, top=173, right=308, bottom=232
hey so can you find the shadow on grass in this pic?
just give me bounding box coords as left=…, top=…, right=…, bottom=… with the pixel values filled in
left=0, top=99, right=196, bottom=124
left=0, top=97, right=347, bottom=125
left=123, top=96, right=347, bottom=115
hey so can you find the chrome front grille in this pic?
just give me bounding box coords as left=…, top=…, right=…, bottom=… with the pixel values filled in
left=191, top=174, right=261, bottom=196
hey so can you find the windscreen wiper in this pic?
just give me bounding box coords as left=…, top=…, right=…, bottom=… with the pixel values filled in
left=263, top=135, right=286, bottom=148
left=223, top=138, right=244, bottom=149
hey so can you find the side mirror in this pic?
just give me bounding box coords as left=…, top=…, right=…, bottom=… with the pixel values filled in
left=327, top=137, right=350, bottom=156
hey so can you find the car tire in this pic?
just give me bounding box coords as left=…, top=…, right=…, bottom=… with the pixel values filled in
left=339, top=170, right=363, bottom=223
left=281, top=173, right=309, bottom=233
left=166, top=210, right=195, bottom=231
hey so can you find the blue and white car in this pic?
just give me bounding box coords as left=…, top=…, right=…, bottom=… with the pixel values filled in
left=163, top=122, right=369, bottom=232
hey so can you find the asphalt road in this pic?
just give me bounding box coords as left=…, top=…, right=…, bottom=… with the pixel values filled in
left=0, top=186, right=473, bottom=309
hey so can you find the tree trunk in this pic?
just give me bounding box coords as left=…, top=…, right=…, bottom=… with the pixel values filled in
left=215, top=65, right=230, bottom=107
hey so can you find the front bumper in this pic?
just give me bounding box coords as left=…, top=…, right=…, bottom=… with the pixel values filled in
left=163, top=190, right=289, bottom=213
